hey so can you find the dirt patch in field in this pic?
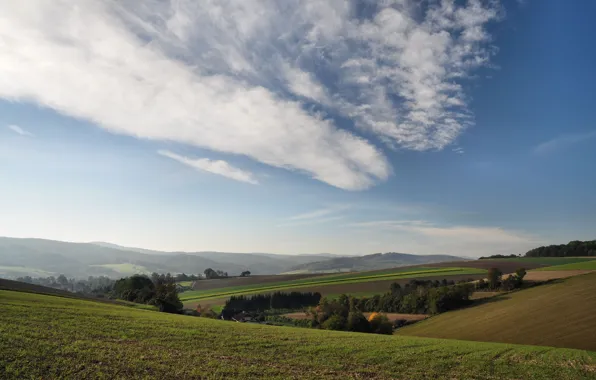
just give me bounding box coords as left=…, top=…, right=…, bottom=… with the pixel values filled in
left=470, top=291, right=500, bottom=300
left=283, top=312, right=428, bottom=322
left=522, top=270, right=595, bottom=281
left=190, top=274, right=322, bottom=291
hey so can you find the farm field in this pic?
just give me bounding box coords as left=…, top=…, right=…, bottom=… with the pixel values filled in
left=398, top=272, right=596, bottom=351
left=181, top=267, right=486, bottom=305
left=535, top=260, right=596, bottom=271
left=2, top=290, right=596, bottom=379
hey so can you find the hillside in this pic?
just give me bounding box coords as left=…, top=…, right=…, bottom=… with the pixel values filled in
left=1, top=290, right=595, bottom=379
left=0, top=237, right=336, bottom=278
left=181, top=266, right=487, bottom=308
left=286, top=252, right=465, bottom=273
left=398, top=272, right=596, bottom=351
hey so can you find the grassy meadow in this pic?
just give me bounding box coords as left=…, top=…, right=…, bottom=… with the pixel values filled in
left=2, top=290, right=596, bottom=379
left=181, top=267, right=486, bottom=305
left=535, top=260, right=596, bottom=271
left=398, top=272, right=596, bottom=351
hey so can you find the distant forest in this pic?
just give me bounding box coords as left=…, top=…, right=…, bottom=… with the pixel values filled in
left=524, top=240, right=596, bottom=257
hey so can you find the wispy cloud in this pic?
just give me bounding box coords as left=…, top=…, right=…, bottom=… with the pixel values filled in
left=287, top=205, right=349, bottom=221
left=452, top=147, right=465, bottom=154
left=278, top=216, right=344, bottom=228
left=350, top=220, right=534, bottom=244
left=7, top=124, right=33, bottom=136
left=158, top=150, right=258, bottom=185
left=0, top=1, right=501, bottom=190
left=534, top=131, right=596, bottom=155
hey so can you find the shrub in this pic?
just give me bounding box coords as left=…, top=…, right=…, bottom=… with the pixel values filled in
left=346, top=311, right=370, bottom=333
left=369, top=313, right=393, bottom=335
left=322, top=315, right=346, bottom=331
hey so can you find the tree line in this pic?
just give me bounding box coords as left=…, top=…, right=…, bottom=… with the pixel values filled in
left=524, top=240, right=596, bottom=257
left=223, top=291, right=321, bottom=312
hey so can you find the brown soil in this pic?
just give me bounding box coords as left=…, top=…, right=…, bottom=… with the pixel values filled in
left=470, top=291, right=501, bottom=300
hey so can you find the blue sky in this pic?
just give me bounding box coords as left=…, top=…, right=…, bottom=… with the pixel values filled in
left=1, top=0, right=594, bottom=257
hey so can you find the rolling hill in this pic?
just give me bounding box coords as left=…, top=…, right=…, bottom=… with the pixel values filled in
left=0, top=236, right=465, bottom=279
left=1, top=289, right=595, bottom=379
left=285, top=252, right=465, bottom=273
left=0, top=237, right=336, bottom=278
left=397, top=272, right=596, bottom=351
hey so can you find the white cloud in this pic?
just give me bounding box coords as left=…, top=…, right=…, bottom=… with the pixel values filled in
left=533, top=131, right=596, bottom=155
left=158, top=150, right=258, bottom=185
left=278, top=216, right=344, bottom=228
left=453, top=147, right=465, bottom=154
left=0, top=1, right=501, bottom=189
left=7, top=124, right=33, bottom=136
left=351, top=220, right=535, bottom=244
left=287, top=205, right=349, bottom=221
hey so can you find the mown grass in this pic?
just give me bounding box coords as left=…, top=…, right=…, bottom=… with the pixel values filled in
left=1, top=290, right=595, bottom=379
left=398, top=272, right=596, bottom=351
left=181, top=267, right=485, bottom=302
left=535, top=260, right=596, bottom=271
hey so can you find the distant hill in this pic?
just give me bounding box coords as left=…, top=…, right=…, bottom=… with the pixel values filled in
left=398, top=272, right=596, bottom=351
left=285, top=252, right=465, bottom=273
left=0, top=237, right=337, bottom=278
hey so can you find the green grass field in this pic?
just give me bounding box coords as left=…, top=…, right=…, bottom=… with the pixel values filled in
left=177, top=281, right=193, bottom=287
left=535, top=260, right=596, bottom=271
left=1, top=290, right=595, bottom=379
left=181, top=267, right=485, bottom=303
left=398, top=272, right=596, bottom=351
left=487, top=257, right=596, bottom=266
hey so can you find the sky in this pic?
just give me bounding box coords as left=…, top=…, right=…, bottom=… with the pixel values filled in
left=1, top=0, right=595, bottom=257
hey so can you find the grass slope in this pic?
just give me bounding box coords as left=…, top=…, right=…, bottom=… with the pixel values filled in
left=1, top=290, right=595, bottom=379
left=181, top=267, right=485, bottom=302
left=398, top=272, right=596, bottom=351
left=536, top=260, right=596, bottom=271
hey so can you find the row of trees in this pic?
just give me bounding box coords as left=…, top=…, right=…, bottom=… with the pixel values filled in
left=224, top=291, right=321, bottom=312
left=525, top=240, right=596, bottom=257
left=345, top=280, right=475, bottom=315
left=479, top=254, right=520, bottom=259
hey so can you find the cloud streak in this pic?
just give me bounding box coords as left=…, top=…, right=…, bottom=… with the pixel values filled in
left=0, top=1, right=501, bottom=189
left=7, top=124, right=33, bottom=136
left=533, top=131, right=596, bottom=155
left=351, top=219, right=534, bottom=244
left=158, top=150, right=258, bottom=185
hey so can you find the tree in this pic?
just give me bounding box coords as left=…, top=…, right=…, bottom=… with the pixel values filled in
left=515, top=268, right=527, bottom=280
left=487, top=268, right=502, bottom=289
left=346, top=311, right=370, bottom=333
left=240, top=271, right=251, bottom=277
left=321, top=315, right=345, bottom=331
left=204, top=268, right=218, bottom=279
left=368, top=313, right=393, bottom=335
